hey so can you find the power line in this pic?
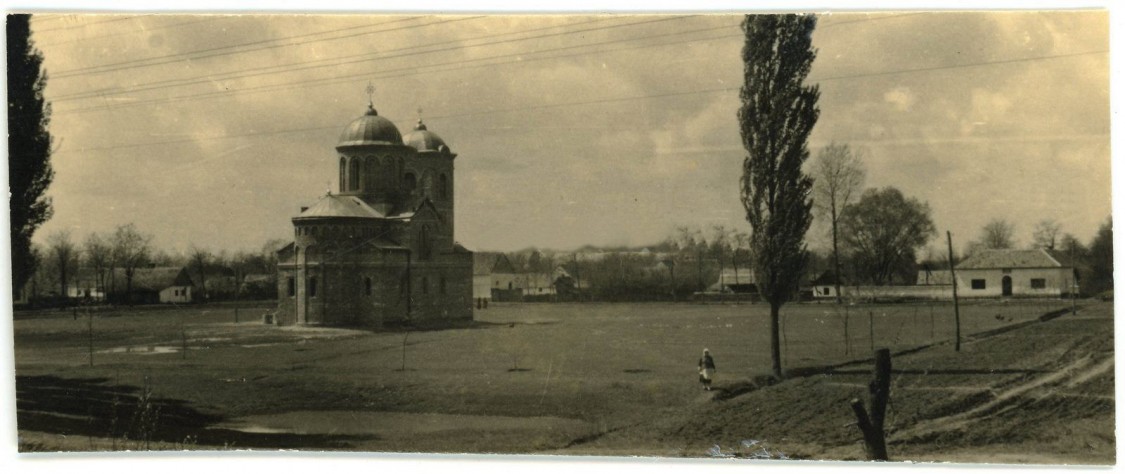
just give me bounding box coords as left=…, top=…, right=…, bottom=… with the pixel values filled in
left=33, top=15, right=140, bottom=33
left=52, top=16, right=436, bottom=78
left=52, top=16, right=693, bottom=102
left=52, top=12, right=906, bottom=87
left=814, top=49, right=1107, bottom=82
left=816, top=12, right=926, bottom=29
left=58, top=26, right=738, bottom=115
left=56, top=16, right=623, bottom=100
left=38, top=16, right=228, bottom=47
left=49, top=13, right=919, bottom=110
left=51, top=17, right=1099, bottom=117
left=54, top=48, right=1106, bottom=154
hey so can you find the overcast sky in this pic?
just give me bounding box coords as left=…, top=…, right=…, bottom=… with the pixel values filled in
left=25, top=11, right=1109, bottom=255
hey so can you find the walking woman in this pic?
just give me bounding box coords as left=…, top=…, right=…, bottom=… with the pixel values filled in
left=698, top=348, right=716, bottom=391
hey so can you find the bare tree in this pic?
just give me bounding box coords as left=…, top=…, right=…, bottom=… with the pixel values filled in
left=710, top=225, right=732, bottom=293
left=812, top=142, right=866, bottom=303
left=83, top=232, right=112, bottom=302
left=674, top=226, right=705, bottom=292
left=732, top=231, right=749, bottom=285
left=976, top=218, right=1017, bottom=251
left=46, top=230, right=78, bottom=299
left=189, top=246, right=211, bottom=301
left=112, top=224, right=152, bottom=305
left=1031, top=219, right=1062, bottom=250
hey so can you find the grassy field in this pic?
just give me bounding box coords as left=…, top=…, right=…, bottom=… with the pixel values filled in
left=14, top=298, right=1080, bottom=454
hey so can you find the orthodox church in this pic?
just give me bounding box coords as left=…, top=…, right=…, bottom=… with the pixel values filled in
left=276, top=95, right=474, bottom=327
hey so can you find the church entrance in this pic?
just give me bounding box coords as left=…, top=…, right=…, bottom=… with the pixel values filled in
left=1002, top=275, right=1013, bottom=297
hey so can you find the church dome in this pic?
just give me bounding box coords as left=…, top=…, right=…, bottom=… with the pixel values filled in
left=403, top=119, right=450, bottom=153
left=337, top=104, right=403, bottom=147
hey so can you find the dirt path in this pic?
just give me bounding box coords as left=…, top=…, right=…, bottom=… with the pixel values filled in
left=891, top=353, right=1111, bottom=443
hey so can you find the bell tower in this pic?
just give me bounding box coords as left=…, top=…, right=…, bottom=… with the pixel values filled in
left=404, top=109, right=457, bottom=226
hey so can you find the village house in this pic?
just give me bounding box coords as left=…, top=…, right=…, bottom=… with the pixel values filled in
left=109, top=267, right=195, bottom=304
left=472, top=252, right=523, bottom=302
left=954, top=248, right=1078, bottom=298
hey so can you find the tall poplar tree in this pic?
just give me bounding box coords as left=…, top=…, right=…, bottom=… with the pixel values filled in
left=738, top=14, right=819, bottom=379
left=8, top=14, right=55, bottom=294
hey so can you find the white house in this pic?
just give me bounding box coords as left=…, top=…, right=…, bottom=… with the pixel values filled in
left=955, top=249, right=1077, bottom=298
left=112, top=266, right=195, bottom=304
left=472, top=252, right=524, bottom=302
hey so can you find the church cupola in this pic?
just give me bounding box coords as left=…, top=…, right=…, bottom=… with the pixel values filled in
left=404, top=117, right=456, bottom=158
left=334, top=85, right=415, bottom=215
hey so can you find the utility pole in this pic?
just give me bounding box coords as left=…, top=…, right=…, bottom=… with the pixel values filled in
left=1070, top=245, right=1077, bottom=315
left=406, top=250, right=412, bottom=319
left=947, top=231, right=961, bottom=352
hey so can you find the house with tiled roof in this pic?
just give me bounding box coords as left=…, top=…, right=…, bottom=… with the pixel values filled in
left=108, top=266, right=195, bottom=304
left=955, top=249, right=1078, bottom=297
left=471, top=252, right=524, bottom=302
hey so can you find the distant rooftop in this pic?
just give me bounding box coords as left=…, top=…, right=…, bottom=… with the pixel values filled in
left=956, top=249, right=1070, bottom=270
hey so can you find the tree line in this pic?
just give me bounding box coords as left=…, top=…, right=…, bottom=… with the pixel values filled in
left=23, top=223, right=285, bottom=306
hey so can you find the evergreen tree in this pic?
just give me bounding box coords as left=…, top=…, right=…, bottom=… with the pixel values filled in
left=8, top=14, right=54, bottom=294
left=738, top=14, right=819, bottom=379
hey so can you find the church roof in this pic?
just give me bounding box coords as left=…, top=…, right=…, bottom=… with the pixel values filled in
left=294, top=194, right=385, bottom=220
left=337, top=104, right=403, bottom=147
left=956, top=249, right=1068, bottom=270
left=403, top=119, right=454, bottom=156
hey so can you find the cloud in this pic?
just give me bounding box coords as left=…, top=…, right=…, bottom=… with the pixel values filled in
left=30, top=12, right=1110, bottom=254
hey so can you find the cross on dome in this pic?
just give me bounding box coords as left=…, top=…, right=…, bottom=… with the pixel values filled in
left=364, top=82, right=378, bottom=116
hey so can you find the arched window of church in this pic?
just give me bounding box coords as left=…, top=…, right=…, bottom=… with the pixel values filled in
left=421, top=171, right=434, bottom=199
left=440, top=275, right=447, bottom=295
left=418, top=225, right=433, bottom=261
left=404, top=172, right=417, bottom=193
left=339, top=157, right=347, bottom=191
left=421, top=276, right=429, bottom=295
left=365, top=155, right=378, bottom=193
left=385, top=156, right=398, bottom=189
left=349, top=158, right=361, bottom=191
left=364, top=277, right=372, bottom=296
left=309, top=277, right=318, bottom=298
left=438, top=174, right=449, bottom=200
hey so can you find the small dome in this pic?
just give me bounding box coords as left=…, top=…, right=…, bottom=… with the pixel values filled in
left=337, top=105, right=403, bottom=147
left=403, top=119, right=449, bottom=153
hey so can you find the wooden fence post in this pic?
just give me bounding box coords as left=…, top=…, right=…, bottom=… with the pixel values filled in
left=850, top=348, right=891, bottom=460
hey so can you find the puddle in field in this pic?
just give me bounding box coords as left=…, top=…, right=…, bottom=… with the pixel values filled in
left=240, top=342, right=283, bottom=348
left=99, top=345, right=180, bottom=355
left=215, top=411, right=593, bottom=438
